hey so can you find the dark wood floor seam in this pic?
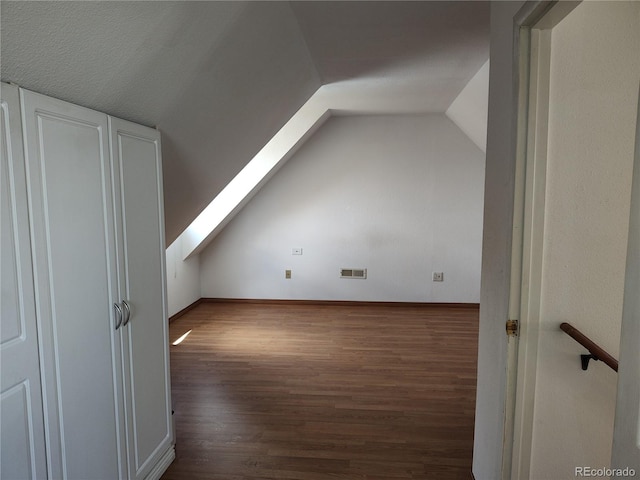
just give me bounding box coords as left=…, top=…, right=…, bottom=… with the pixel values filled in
left=168, top=298, right=204, bottom=323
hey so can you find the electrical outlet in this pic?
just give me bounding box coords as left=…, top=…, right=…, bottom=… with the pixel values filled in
left=433, top=272, right=444, bottom=282
left=285, top=269, right=291, bottom=279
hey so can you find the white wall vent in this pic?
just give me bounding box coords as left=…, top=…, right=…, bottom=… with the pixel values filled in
left=340, top=268, right=367, bottom=279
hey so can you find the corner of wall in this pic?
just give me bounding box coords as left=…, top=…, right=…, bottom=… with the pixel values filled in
left=445, top=59, right=490, bottom=153
left=166, top=236, right=201, bottom=317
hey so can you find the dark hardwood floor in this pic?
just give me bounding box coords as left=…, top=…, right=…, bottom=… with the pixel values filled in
left=162, top=302, right=478, bottom=480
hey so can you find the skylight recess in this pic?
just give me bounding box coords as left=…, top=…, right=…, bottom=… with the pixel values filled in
left=179, top=90, right=330, bottom=259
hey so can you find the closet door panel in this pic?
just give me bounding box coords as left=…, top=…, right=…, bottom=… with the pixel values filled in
left=0, top=84, right=47, bottom=479
left=110, top=117, right=172, bottom=478
left=21, top=90, right=125, bottom=479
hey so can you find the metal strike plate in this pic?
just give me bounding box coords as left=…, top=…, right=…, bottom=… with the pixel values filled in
left=506, top=319, right=519, bottom=337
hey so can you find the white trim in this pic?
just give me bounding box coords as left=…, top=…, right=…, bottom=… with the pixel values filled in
left=501, top=21, right=532, bottom=480
left=143, top=446, right=175, bottom=480
left=507, top=2, right=580, bottom=478
left=511, top=26, right=552, bottom=480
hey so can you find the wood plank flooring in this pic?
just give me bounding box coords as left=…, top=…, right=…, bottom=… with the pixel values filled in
left=161, top=302, right=478, bottom=480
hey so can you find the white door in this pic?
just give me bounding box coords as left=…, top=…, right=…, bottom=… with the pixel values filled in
left=611, top=86, right=640, bottom=476
left=0, top=83, right=48, bottom=479
left=20, top=89, right=126, bottom=479
left=109, top=117, right=173, bottom=479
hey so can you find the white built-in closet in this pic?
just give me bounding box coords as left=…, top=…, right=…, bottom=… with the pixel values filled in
left=1, top=82, right=174, bottom=479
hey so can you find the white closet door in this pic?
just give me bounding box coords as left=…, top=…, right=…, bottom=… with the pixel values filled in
left=1, top=84, right=47, bottom=479
left=20, top=89, right=126, bottom=479
left=110, top=117, right=173, bottom=479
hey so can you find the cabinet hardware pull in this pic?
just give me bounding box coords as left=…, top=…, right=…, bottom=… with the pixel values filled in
left=114, top=302, right=123, bottom=330
left=122, top=300, right=131, bottom=326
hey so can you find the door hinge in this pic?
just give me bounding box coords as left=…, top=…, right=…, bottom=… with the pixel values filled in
left=506, top=319, right=519, bottom=337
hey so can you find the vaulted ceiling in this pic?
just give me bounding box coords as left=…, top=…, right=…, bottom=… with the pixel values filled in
left=1, top=1, right=489, bottom=244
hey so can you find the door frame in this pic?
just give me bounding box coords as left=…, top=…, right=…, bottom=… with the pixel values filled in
left=504, top=2, right=581, bottom=479
left=611, top=84, right=640, bottom=476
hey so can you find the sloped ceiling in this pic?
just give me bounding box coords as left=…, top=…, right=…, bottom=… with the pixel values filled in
left=292, top=1, right=489, bottom=112
left=0, top=1, right=489, bottom=244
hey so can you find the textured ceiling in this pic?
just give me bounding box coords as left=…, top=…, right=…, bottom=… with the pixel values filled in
left=1, top=1, right=489, bottom=243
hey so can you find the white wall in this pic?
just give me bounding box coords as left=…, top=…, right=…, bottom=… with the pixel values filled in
left=199, top=114, right=485, bottom=303
left=165, top=237, right=200, bottom=317
left=530, top=3, right=640, bottom=478
left=446, top=59, right=490, bottom=153
left=473, top=2, right=526, bottom=479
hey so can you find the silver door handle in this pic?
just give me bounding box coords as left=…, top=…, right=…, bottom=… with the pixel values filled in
left=122, top=300, right=131, bottom=327
left=114, top=302, right=123, bottom=330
